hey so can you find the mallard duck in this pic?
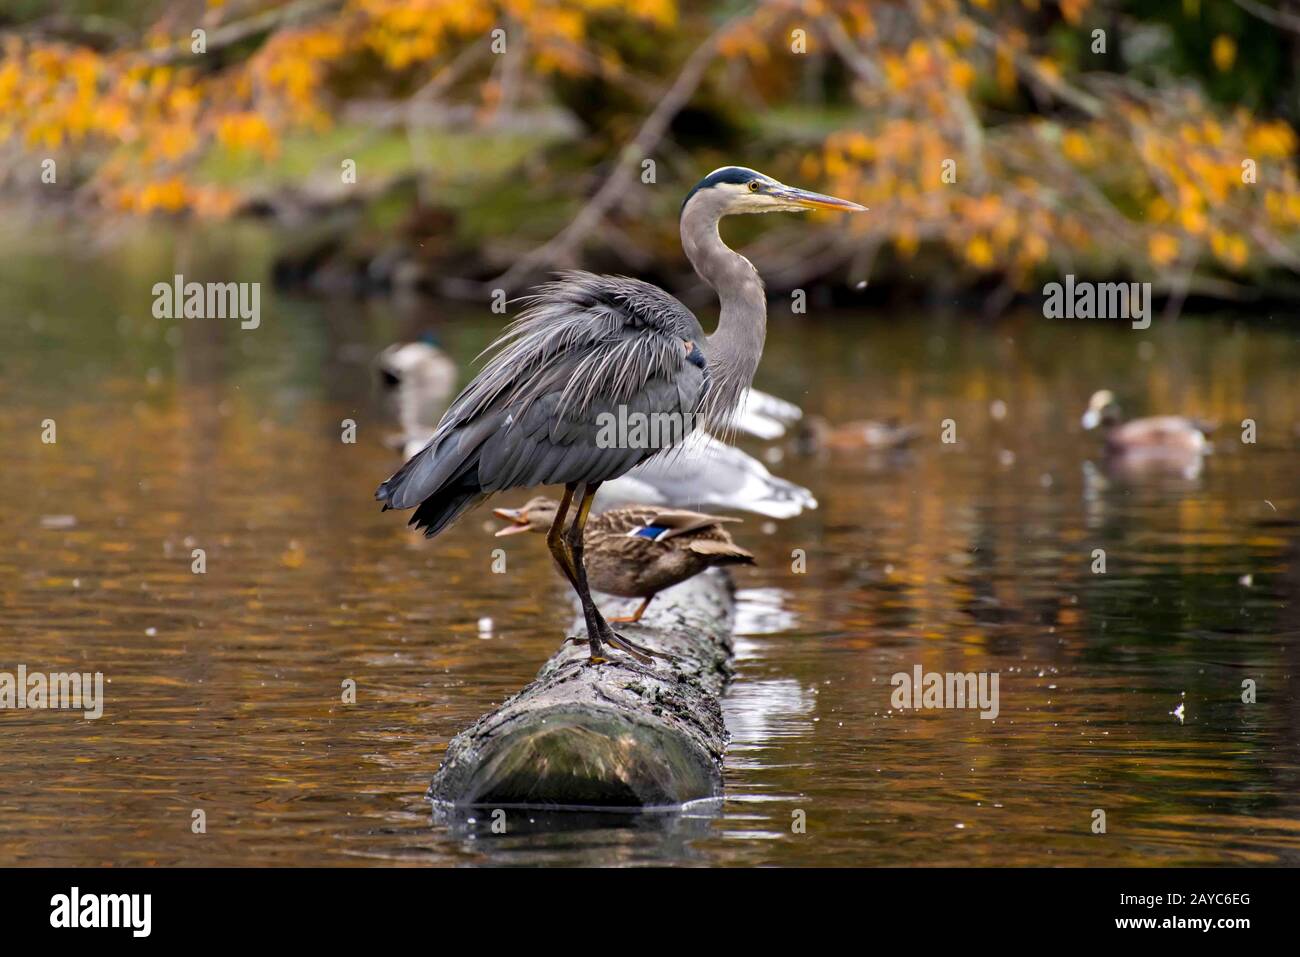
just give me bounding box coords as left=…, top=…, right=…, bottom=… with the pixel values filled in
left=793, top=415, right=919, bottom=455
left=1081, top=390, right=1213, bottom=454
left=599, top=429, right=816, bottom=518
left=493, top=498, right=755, bottom=624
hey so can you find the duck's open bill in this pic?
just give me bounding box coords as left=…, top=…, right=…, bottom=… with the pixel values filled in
left=492, top=507, right=532, bottom=535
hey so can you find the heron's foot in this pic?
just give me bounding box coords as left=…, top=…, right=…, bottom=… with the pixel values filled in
left=565, top=634, right=606, bottom=659
left=602, top=633, right=652, bottom=665
left=565, top=622, right=669, bottom=666
left=597, top=620, right=673, bottom=665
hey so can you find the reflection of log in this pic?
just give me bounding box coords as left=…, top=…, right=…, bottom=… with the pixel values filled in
left=429, top=571, right=734, bottom=808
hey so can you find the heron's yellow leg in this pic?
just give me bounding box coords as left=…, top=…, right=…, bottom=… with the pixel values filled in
left=563, top=484, right=615, bottom=662
left=545, top=485, right=578, bottom=588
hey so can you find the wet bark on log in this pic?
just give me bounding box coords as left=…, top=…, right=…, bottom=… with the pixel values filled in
left=429, top=570, right=735, bottom=808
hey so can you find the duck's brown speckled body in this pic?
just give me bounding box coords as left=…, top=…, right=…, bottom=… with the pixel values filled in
left=579, top=506, right=755, bottom=598
left=494, top=498, right=755, bottom=622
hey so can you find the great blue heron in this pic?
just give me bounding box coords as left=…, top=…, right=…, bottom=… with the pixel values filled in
left=375, top=166, right=865, bottom=662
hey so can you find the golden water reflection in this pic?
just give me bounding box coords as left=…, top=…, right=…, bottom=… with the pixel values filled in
left=1, top=255, right=1298, bottom=865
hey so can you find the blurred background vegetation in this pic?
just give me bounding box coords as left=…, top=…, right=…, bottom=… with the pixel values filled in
left=2, top=0, right=1299, bottom=310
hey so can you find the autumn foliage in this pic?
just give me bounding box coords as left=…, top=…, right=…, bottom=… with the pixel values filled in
left=2, top=0, right=1298, bottom=293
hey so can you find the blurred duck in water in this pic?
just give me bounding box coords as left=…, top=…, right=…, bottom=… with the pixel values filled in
left=1081, top=389, right=1214, bottom=455
left=493, top=498, right=755, bottom=624
left=598, top=429, right=816, bottom=518
left=373, top=333, right=458, bottom=458
left=793, top=415, right=919, bottom=455
left=736, top=387, right=804, bottom=440
left=1081, top=389, right=1214, bottom=481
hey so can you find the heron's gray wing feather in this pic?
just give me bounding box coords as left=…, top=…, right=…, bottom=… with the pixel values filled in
left=380, top=414, right=501, bottom=510
left=450, top=271, right=705, bottom=425
left=376, top=272, right=708, bottom=535
left=478, top=376, right=701, bottom=491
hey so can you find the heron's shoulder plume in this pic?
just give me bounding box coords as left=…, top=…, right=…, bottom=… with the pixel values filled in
left=523, top=271, right=703, bottom=336
left=443, top=271, right=706, bottom=429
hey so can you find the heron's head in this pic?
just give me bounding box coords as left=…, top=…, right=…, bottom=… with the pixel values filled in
left=493, top=497, right=560, bottom=536
left=682, top=166, right=867, bottom=218
left=1081, top=389, right=1120, bottom=430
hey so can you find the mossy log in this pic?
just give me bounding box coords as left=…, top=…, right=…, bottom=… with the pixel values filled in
left=429, top=570, right=735, bottom=808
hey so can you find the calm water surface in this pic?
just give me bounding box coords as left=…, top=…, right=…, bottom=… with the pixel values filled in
left=1, top=228, right=1298, bottom=866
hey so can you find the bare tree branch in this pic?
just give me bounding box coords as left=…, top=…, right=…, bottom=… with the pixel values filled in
left=1232, top=0, right=1300, bottom=35
left=144, top=0, right=343, bottom=65
left=491, top=11, right=750, bottom=291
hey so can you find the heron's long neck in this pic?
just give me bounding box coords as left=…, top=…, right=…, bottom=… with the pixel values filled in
left=680, top=201, right=766, bottom=429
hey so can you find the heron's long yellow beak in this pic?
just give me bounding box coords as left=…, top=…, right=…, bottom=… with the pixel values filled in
left=772, top=185, right=868, bottom=212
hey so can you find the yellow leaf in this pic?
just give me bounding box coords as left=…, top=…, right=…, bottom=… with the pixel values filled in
left=1211, top=35, right=1236, bottom=72
left=1149, top=233, right=1179, bottom=267
left=964, top=236, right=994, bottom=268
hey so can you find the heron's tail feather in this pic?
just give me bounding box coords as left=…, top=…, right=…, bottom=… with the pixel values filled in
left=409, top=486, right=486, bottom=539
left=376, top=417, right=498, bottom=538
left=377, top=451, right=485, bottom=539
left=375, top=441, right=440, bottom=508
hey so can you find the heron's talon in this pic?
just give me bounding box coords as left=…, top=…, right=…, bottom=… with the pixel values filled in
left=595, top=627, right=664, bottom=665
